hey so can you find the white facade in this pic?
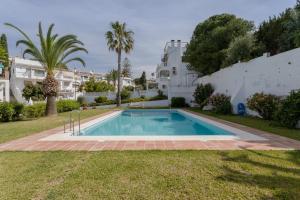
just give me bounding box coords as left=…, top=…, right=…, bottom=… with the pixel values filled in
left=165, top=48, right=300, bottom=113
left=155, top=40, right=198, bottom=94
left=10, top=57, right=79, bottom=102
left=121, top=76, right=134, bottom=88
left=0, top=79, right=9, bottom=102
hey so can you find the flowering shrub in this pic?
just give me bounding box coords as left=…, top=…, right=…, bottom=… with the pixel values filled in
left=209, top=94, right=232, bottom=114
left=247, top=93, right=279, bottom=120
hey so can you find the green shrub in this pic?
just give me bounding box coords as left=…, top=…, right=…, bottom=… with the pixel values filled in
left=209, top=94, right=232, bottom=114
left=94, top=96, right=108, bottom=103
left=24, top=103, right=46, bottom=118
left=77, top=96, right=87, bottom=106
left=247, top=93, right=279, bottom=120
left=22, top=82, right=45, bottom=101
left=275, top=90, right=300, bottom=128
left=193, top=83, right=214, bottom=108
left=57, top=100, right=80, bottom=113
left=171, top=97, right=186, bottom=108
left=121, top=89, right=131, bottom=100
left=122, top=98, right=145, bottom=104
left=11, top=102, right=24, bottom=121
left=0, top=102, right=14, bottom=122
left=124, top=86, right=134, bottom=91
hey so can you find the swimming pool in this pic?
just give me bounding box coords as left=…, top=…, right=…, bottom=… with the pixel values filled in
left=79, top=109, right=233, bottom=136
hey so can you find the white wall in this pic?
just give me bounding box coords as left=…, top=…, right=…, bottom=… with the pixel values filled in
left=195, top=48, right=300, bottom=113
left=0, top=80, right=9, bottom=102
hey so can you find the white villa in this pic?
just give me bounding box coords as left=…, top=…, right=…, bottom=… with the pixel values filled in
left=9, top=57, right=134, bottom=103
left=10, top=57, right=78, bottom=102
left=155, top=40, right=198, bottom=94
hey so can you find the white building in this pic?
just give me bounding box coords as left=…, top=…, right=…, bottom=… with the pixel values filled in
left=10, top=57, right=78, bottom=102
left=155, top=40, right=198, bottom=95
left=0, top=79, right=9, bottom=102
left=0, top=62, right=9, bottom=102
left=121, top=76, right=134, bottom=88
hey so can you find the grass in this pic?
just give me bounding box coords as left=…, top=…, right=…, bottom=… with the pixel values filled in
left=0, top=150, right=299, bottom=199
left=189, top=108, right=300, bottom=141
left=0, top=108, right=111, bottom=144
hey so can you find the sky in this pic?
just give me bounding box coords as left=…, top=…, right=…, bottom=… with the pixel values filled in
left=0, top=0, right=296, bottom=78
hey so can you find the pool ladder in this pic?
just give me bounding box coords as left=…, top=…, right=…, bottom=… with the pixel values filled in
left=64, top=110, right=81, bottom=136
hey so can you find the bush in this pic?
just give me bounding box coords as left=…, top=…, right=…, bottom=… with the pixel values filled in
left=209, top=94, right=232, bottom=114
left=11, top=102, right=24, bottom=121
left=121, top=89, right=131, bottom=100
left=124, top=86, right=134, bottom=91
left=171, top=97, right=186, bottom=108
left=0, top=102, right=14, bottom=122
left=193, top=83, right=214, bottom=108
left=22, top=83, right=45, bottom=101
left=94, top=96, right=108, bottom=104
left=247, top=93, right=279, bottom=120
left=275, top=90, right=300, bottom=128
left=24, top=103, right=46, bottom=118
left=122, top=98, right=145, bottom=104
left=57, top=100, right=80, bottom=113
left=77, top=96, right=87, bottom=106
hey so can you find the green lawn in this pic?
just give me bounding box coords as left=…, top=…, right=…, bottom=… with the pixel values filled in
left=0, top=151, right=299, bottom=199
left=0, top=108, right=111, bottom=144
left=189, top=108, right=300, bottom=141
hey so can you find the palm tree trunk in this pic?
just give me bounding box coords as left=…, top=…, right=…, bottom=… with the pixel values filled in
left=43, top=73, right=58, bottom=116
left=46, top=95, right=57, bottom=116
left=117, top=50, right=122, bottom=106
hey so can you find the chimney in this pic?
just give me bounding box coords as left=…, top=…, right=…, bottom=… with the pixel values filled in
left=263, top=52, right=271, bottom=57
left=177, top=40, right=181, bottom=47
left=171, top=40, right=175, bottom=47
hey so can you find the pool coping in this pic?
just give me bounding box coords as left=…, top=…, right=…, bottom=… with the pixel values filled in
left=40, top=109, right=266, bottom=142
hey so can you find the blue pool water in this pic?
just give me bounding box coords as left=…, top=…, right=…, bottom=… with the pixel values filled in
left=79, top=110, right=233, bottom=136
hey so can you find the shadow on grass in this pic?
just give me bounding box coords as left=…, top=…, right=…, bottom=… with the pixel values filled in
left=218, top=151, right=300, bottom=199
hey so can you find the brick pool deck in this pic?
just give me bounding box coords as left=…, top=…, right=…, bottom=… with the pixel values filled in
left=1, top=110, right=300, bottom=151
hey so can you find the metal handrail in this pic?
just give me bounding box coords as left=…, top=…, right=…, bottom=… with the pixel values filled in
left=66, top=110, right=81, bottom=136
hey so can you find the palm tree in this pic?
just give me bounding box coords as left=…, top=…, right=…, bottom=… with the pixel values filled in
left=110, top=69, right=118, bottom=89
left=105, top=21, right=134, bottom=106
left=6, top=22, right=88, bottom=116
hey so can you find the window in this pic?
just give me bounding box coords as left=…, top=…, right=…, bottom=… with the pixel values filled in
left=34, top=70, right=45, bottom=77
left=162, top=85, right=167, bottom=89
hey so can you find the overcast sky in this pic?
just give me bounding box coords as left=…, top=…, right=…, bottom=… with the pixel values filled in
left=0, top=0, right=296, bottom=78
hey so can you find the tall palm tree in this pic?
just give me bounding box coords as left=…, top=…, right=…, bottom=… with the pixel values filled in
left=105, top=21, right=134, bottom=106
left=6, top=22, right=88, bottom=116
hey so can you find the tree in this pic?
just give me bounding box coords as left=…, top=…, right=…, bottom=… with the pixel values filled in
left=183, top=14, right=254, bottom=75
left=22, top=82, right=45, bottom=101
left=6, top=22, right=88, bottom=116
left=222, top=34, right=264, bottom=67
left=140, top=71, right=147, bottom=90
left=134, top=71, right=147, bottom=90
left=84, top=77, right=114, bottom=92
left=255, top=2, right=300, bottom=55
left=105, top=21, right=134, bottom=106
left=109, top=69, right=118, bottom=89
left=0, top=34, right=9, bottom=69
left=122, top=57, right=132, bottom=77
